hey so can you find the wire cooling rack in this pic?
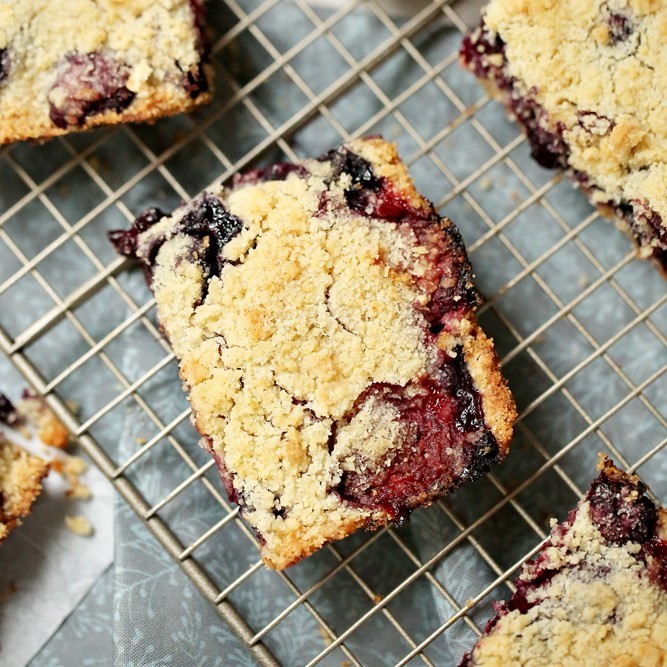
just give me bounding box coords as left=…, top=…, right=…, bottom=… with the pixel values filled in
left=1, top=1, right=666, bottom=665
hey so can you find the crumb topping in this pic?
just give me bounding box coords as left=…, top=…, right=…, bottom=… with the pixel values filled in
left=0, top=0, right=209, bottom=143
left=150, top=167, right=432, bottom=564
left=481, top=0, right=667, bottom=220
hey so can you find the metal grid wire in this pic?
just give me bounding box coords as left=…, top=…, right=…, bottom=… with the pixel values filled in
left=1, top=0, right=666, bottom=664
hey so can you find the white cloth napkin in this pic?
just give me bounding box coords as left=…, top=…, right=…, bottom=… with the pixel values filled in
left=0, top=431, right=114, bottom=667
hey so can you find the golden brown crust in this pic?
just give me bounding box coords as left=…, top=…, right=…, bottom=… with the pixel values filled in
left=1, top=85, right=212, bottom=146
left=348, top=136, right=431, bottom=213
left=0, top=433, right=49, bottom=543
left=463, top=325, right=516, bottom=454
left=0, top=0, right=211, bottom=145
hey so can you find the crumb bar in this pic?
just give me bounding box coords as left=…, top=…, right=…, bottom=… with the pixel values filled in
left=461, top=0, right=667, bottom=274
left=111, top=137, right=516, bottom=569
left=460, top=457, right=667, bottom=666
left=0, top=0, right=211, bottom=144
left=0, top=433, right=49, bottom=542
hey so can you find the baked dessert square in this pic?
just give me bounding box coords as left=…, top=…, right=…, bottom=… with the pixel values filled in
left=0, top=432, right=49, bottom=543
left=460, top=0, right=667, bottom=274
left=460, top=457, right=667, bottom=667
left=0, top=0, right=211, bottom=145
left=110, top=137, right=516, bottom=569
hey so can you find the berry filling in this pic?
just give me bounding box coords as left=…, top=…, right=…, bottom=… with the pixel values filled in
left=334, top=348, right=498, bottom=521
left=232, top=162, right=308, bottom=187
left=109, top=207, right=167, bottom=259
left=48, top=52, right=135, bottom=129
left=109, top=195, right=243, bottom=289
left=319, top=145, right=422, bottom=221
left=178, top=61, right=209, bottom=99
left=587, top=465, right=657, bottom=546
left=460, top=28, right=569, bottom=170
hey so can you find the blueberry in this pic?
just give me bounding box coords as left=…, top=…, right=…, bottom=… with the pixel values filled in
left=108, top=208, right=167, bottom=258
left=48, top=52, right=135, bottom=128
left=0, top=49, right=9, bottom=85
left=320, top=146, right=381, bottom=211
left=176, top=60, right=209, bottom=99
left=608, top=13, right=633, bottom=44
left=178, top=193, right=244, bottom=278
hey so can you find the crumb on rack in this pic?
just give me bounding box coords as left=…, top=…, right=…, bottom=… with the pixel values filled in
left=51, top=454, right=92, bottom=501
left=63, top=456, right=90, bottom=500
left=65, top=483, right=92, bottom=501
left=65, top=514, right=93, bottom=537
left=318, top=626, right=333, bottom=647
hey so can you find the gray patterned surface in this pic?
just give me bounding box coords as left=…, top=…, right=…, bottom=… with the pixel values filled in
left=0, top=0, right=665, bottom=665
left=32, top=566, right=114, bottom=667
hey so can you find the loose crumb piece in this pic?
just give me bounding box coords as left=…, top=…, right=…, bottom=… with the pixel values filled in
left=65, top=483, right=91, bottom=501
left=64, top=514, right=93, bottom=537
left=62, top=455, right=91, bottom=501
left=318, top=626, right=333, bottom=647
left=17, top=391, right=70, bottom=448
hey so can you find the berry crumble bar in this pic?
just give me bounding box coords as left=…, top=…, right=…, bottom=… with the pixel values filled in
left=111, top=137, right=516, bottom=569
left=460, top=457, right=667, bottom=666
left=461, top=0, right=667, bottom=274
left=0, top=0, right=211, bottom=145
left=0, top=433, right=49, bottom=543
